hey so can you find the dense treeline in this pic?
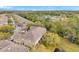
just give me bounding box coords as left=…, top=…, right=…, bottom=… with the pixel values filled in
left=18, top=11, right=79, bottom=45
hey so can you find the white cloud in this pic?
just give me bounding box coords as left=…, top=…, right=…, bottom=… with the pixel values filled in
left=0, top=0, right=79, bottom=6
left=0, top=6, right=13, bottom=10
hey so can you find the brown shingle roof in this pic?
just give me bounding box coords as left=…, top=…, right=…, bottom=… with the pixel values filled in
left=24, top=26, right=46, bottom=45
left=13, top=26, right=46, bottom=47
left=0, top=40, right=29, bottom=52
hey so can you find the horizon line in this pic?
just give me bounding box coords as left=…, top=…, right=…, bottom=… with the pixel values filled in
left=0, top=6, right=79, bottom=11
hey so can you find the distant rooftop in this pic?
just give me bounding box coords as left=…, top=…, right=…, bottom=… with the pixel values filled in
left=0, top=14, right=8, bottom=26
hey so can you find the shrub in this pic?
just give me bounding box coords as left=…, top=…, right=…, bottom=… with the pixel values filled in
left=0, top=32, right=11, bottom=40
left=0, top=25, right=15, bottom=33
left=41, top=32, right=61, bottom=47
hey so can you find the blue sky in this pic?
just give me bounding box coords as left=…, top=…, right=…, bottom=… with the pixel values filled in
left=0, top=6, right=79, bottom=11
